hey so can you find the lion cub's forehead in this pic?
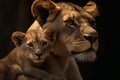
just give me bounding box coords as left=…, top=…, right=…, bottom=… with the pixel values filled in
left=25, top=30, right=45, bottom=42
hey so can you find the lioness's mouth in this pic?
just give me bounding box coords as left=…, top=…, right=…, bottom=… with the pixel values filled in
left=71, top=48, right=93, bottom=54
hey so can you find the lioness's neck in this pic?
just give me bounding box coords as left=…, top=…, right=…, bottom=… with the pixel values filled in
left=51, top=41, right=71, bottom=57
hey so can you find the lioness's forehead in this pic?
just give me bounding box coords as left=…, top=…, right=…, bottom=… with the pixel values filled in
left=58, top=2, right=94, bottom=21
left=63, top=11, right=80, bottom=21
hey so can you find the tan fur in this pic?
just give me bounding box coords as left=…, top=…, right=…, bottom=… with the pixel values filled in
left=0, top=29, right=65, bottom=80
left=26, top=0, right=99, bottom=80
left=31, top=0, right=99, bottom=61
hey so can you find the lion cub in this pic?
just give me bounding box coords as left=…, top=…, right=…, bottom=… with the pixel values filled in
left=0, top=29, right=64, bottom=80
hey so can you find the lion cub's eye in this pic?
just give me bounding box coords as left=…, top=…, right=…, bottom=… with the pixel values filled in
left=64, top=19, right=75, bottom=27
left=27, top=42, right=34, bottom=48
left=41, top=41, right=48, bottom=47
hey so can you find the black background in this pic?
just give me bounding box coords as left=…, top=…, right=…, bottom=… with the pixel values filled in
left=0, top=0, right=118, bottom=80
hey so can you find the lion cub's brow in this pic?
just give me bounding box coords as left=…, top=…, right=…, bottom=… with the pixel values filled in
left=25, top=29, right=46, bottom=42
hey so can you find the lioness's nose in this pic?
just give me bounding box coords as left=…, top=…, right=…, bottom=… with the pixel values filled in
left=83, top=27, right=98, bottom=43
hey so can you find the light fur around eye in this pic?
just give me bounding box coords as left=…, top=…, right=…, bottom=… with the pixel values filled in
left=27, top=42, right=34, bottom=48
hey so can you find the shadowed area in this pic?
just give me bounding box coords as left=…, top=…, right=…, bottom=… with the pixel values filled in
left=0, top=0, right=117, bottom=80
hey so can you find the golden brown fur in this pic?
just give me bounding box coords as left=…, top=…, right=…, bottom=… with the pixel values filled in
left=30, top=0, right=99, bottom=80
left=31, top=0, right=99, bottom=61
left=0, top=29, right=64, bottom=80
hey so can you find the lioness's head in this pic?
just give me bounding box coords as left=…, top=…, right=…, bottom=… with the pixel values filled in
left=31, top=0, right=99, bottom=61
left=11, top=29, right=55, bottom=63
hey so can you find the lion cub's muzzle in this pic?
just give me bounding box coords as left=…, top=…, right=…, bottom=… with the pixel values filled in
left=35, top=49, right=44, bottom=57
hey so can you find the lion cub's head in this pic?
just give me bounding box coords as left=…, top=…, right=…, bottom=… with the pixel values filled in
left=11, top=29, right=55, bottom=63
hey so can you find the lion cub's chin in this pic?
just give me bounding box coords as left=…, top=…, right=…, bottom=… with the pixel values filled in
left=33, top=59, right=45, bottom=63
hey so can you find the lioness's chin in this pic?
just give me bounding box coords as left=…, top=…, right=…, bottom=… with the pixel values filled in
left=72, top=49, right=96, bottom=62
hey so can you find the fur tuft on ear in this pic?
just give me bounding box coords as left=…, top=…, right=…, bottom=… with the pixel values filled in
left=31, top=0, right=41, bottom=17
left=11, top=31, right=25, bottom=46
left=31, top=0, right=61, bottom=23
left=31, top=0, right=60, bottom=17
left=83, top=1, right=99, bottom=17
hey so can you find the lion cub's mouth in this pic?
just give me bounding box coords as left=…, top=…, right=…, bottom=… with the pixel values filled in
left=33, top=56, right=45, bottom=63
left=33, top=59, right=45, bottom=63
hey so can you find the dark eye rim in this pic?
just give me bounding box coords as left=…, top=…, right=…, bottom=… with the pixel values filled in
left=90, top=20, right=96, bottom=26
left=88, top=19, right=96, bottom=29
left=27, top=42, right=34, bottom=48
left=64, top=19, right=76, bottom=27
left=41, top=41, right=48, bottom=47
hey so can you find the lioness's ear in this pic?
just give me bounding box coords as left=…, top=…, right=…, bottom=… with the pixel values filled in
left=31, top=0, right=60, bottom=23
left=31, top=0, right=60, bottom=17
left=83, top=1, right=98, bottom=17
left=31, top=0, right=41, bottom=18
left=44, top=27, right=57, bottom=42
left=12, top=31, right=25, bottom=46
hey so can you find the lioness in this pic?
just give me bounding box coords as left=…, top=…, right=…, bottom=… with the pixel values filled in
left=0, top=28, right=64, bottom=80
left=30, top=0, right=99, bottom=80
left=31, top=0, right=99, bottom=61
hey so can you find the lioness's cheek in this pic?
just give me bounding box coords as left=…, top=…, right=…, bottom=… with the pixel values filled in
left=92, top=40, right=99, bottom=51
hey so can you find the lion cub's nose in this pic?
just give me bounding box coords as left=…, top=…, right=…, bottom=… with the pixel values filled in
left=83, top=27, right=98, bottom=43
left=35, top=49, right=43, bottom=56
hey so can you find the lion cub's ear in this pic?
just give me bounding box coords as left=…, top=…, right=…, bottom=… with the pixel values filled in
left=11, top=31, right=25, bottom=46
left=83, top=1, right=98, bottom=17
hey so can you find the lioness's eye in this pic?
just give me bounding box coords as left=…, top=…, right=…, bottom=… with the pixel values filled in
left=90, top=20, right=96, bottom=26
left=27, top=42, right=33, bottom=48
left=64, top=19, right=75, bottom=27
